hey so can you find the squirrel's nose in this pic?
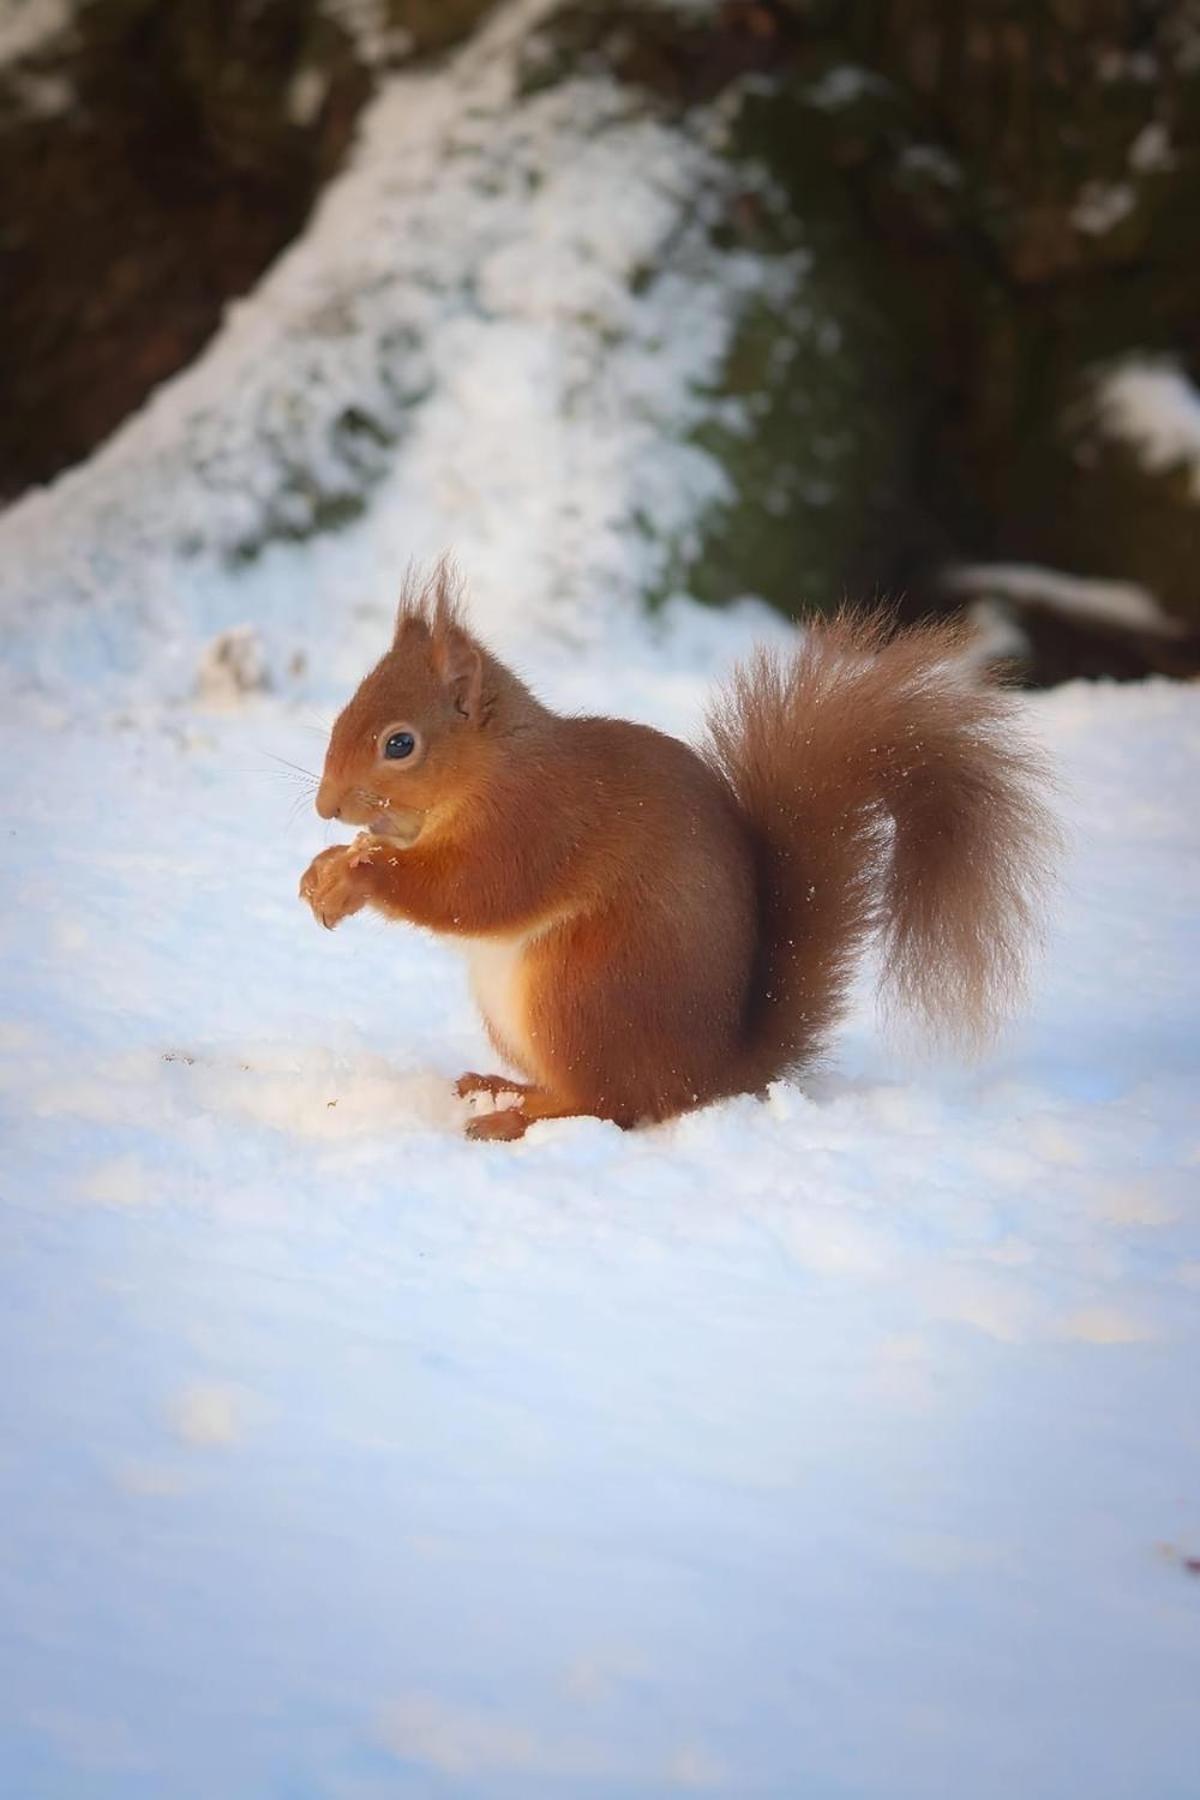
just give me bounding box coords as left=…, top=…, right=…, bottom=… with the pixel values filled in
left=315, top=777, right=342, bottom=821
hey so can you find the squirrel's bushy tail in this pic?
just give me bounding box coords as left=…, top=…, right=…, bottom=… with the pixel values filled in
left=704, top=612, right=1057, bottom=1087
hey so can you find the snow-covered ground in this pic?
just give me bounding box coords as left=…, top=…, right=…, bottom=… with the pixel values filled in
left=2, top=4, right=1198, bottom=1796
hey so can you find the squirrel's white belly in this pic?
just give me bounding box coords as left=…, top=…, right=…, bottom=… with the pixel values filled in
left=462, top=933, right=536, bottom=1073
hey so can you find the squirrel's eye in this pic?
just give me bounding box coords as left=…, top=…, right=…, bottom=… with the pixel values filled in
left=383, top=730, right=416, bottom=761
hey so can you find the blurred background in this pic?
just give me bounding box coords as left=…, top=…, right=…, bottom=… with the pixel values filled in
left=2, top=0, right=1199, bottom=685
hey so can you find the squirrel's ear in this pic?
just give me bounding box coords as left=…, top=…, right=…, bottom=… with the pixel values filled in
left=434, top=625, right=485, bottom=722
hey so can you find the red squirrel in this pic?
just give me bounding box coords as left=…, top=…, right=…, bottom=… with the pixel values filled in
left=300, top=563, right=1055, bottom=1141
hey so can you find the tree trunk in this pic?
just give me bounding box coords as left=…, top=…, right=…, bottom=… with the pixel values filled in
left=0, top=0, right=494, bottom=501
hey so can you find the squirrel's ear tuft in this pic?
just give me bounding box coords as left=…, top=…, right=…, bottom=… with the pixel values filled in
left=394, top=563, right=432, bottom=645
left=394, top=555, right=464, bottom=647
left=395, top=556, right=484, bottom=719
left=394, top=611, right=431, bottom=648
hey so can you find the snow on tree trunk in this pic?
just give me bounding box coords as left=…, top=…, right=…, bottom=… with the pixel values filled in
left=0, top=0, right=495, bottom=502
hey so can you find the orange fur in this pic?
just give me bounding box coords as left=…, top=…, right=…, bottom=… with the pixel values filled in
left=300, top=566, right=1057, bottom=1139
left=704, top=611, right=1059, bottom=1085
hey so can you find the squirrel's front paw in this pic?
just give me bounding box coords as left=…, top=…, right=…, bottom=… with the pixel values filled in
left=299, top=841, right=376, bottom=930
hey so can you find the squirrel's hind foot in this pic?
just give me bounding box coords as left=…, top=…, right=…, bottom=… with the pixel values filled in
left=460, top=1084, right=587, bottom=1141
left=465, top=1107, right=531, bottom=1142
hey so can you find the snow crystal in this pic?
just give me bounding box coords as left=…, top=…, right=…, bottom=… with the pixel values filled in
left=321, top=0, right=412, bottom=67
left=286, top=64, right=329, bottom=128
left=0, top=0, right=73, bottom=71
left=1071, top=179, right=1137, bottom=236
left=898, top=143, right=963, bottom=188
left=5, top=64, right=73, bottom=117
left=947, top=561, right=1184, bottom=636
left=805, top=64, right=891, bottom=110
left=1128, top=119, right=1175, bottom=174
left=1093, top=357, right=1200, bottom=500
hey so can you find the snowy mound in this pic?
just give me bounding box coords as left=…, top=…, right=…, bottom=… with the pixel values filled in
left=0, top=0, right=793, bottom=706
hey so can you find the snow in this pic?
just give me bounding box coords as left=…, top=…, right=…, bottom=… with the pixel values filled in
left=0, top=0, right=795, bottom=709
left=804, top=65, right=891, bottom=110
left=947, top=561, right=1185, bottom=636
left=1128, top=120, right=1175, bottom=174
left=3, top=661, right=1198, bottom=1799
left=1070, top=179, right=1137, bottom=236
left=287, top=63, right=332, bottom=128
left=322, top=0, right=414, bottom=68
left=2, top=4, right=1199, bottom=1796
left=0, top=0, right=72, bottom=71
left=897, top=143, right=963, bottom=189
left=960, top=597, right=1031, bottom=666
left=1094, top=357, right=1200, bottom=501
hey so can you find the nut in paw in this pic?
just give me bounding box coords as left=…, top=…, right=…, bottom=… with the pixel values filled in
left=299, top=843, right=374, bottom=930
